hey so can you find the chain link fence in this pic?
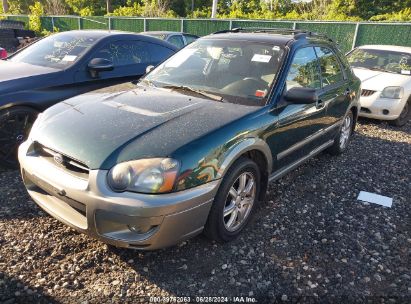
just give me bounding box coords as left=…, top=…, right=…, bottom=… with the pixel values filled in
left=4, top=15, right=411, bottom=53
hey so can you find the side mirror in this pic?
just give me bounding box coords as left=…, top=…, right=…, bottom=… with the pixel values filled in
left=88, top=58, right=114, bottom=78
left=146, top=65, right=155, bottom=74
left=284, top=87, right=318, bottom=104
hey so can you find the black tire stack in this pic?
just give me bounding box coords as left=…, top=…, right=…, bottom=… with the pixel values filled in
left=0, top=29, right=19, bottom=51
left=0, top=20, right=25, bottom=30
left=0, top=20, right=35, bottom=52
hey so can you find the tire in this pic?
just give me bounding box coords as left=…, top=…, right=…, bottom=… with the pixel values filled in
left=326, top=111, right=354, bottom=155
left=204, top=157, right=260, bottom=243
left=0, top=106, right=39, bottom=169
left=389, top=100, right=410, bottom=127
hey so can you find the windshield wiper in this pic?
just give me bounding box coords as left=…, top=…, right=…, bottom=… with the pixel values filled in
left=162, top=85, right=225, bottom=102
left=137, top=78, right=157, bottom=87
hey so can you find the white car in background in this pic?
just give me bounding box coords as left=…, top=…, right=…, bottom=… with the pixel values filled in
left=347, top=45, right=411, bottom=126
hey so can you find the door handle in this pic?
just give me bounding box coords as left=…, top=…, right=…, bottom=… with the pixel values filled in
left=316, top=99, right=325, bottom=109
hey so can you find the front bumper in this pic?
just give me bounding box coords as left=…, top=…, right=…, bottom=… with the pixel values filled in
left=18, top=140, right=219, bottom=250
left=358, top=93, right=407, bottom=120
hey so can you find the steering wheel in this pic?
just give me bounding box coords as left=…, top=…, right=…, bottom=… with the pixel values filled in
left=222, top=77, right=268, bottom=96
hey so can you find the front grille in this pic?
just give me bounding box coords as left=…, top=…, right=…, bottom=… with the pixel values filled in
left=33, top=142, right=89, bottom=179
left=361, top=89, right=376, bottom=97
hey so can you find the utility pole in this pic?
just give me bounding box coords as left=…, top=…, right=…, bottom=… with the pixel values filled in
left=106, top=0, right=111, bottom=14
left=211, top=0, right=218, bottom=18
left=2, top=0, right=9, bottom=13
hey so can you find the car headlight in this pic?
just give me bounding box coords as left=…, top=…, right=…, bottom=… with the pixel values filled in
left=107, top=158, right=180, bottom=193
left=380, top=87, right=404, bottom=99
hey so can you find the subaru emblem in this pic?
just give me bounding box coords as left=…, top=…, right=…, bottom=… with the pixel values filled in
left=54, top=154, right=64, bottom=164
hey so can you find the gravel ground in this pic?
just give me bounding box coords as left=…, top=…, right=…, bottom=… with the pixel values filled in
left=0, top=119, right=410, bottom=304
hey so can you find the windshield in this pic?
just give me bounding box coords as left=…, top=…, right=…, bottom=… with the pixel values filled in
left=347, top=48, right=411, bottom=76
left=10, top=32, right=99, bottom=69
left=143, top=38, right=285, bottom=106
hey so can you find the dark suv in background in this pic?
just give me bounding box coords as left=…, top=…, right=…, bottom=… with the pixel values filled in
left=19, top=28, right=361, bottom=250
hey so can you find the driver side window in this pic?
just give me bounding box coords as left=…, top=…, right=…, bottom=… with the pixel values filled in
left=286, top=47, right=321, bottom=90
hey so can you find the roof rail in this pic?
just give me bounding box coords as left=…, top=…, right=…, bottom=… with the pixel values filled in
left=212, top=27, right=333, bottom=42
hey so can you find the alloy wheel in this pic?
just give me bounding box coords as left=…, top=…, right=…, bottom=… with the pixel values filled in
left=0, top=111, right=35, bottom=167
left=223, top=172, right=256, bottom=232
left=339, top=115, right=352, bottom=149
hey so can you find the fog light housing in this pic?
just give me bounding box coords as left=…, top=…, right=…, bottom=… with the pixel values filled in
left=128, top=224, right=156, bottom=234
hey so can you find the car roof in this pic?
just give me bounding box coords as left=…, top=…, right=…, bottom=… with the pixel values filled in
left=52, top=30, right=162, bottom=41
left=142, top=31, right=197, bottom=36
left=202, top=32, right=294, bottom=46
left=56, top=30, right=136, bottom=38
left=49, top=30, right=179, bottom=50
left=358, top=44, right=411, bottom=54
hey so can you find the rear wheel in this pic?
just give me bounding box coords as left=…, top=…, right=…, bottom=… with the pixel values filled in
left=204, top=157, right=260, bottom=242
left=389, top=100, right=410, bottom=127
left=0, top=106, right=38, bottom=169
left=327, top=111, right=354, bottom=155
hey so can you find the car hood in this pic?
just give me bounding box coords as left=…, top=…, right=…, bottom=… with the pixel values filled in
left=0, top=60, right=61, bottom=94
left=352, top=68, right=410, bottom=91
left=33, top=85, right=258, bottom=169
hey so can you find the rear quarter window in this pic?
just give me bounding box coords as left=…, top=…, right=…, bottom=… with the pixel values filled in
left=315, top=47, right=344, bottom=87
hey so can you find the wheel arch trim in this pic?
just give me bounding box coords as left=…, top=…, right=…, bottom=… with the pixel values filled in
left=0, top=101, right=42, bottom=112
left=216, top=137, right=272, bottom=180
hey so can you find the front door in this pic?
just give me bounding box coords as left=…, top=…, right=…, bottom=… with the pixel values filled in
left=267, top=46, right=327, bottom=171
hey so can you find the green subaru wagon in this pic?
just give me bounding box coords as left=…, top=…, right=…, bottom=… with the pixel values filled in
left=19, top=28, right=361, bottom=250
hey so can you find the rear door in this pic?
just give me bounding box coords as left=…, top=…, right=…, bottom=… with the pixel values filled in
left=315, top=46, right=352, bottom=136
left=268, top=46, right=327, bottom=169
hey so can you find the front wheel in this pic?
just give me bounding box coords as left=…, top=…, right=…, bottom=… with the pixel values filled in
left=326, top=111, right=354, bottom=155
left=204, top=157, right=260, bottom=242
left=389, top=100, right=410, bottom=127
left=0, top=106, right=38, bottom=169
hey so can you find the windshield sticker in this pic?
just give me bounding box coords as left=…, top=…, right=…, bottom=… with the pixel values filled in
left=272, top=46, right=281, bottom=51
left=62, top=55, right=77, bottom=62
left=401, top=70, right=411, bottom=75
left=252, top=54, right=272, bottom=63
left=255, top=90, right=267, bottom=97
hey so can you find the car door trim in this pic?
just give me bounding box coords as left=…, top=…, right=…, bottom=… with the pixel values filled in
left=270, top=139, right=334, bottom=182
left=276, top=120, right=342, bottom=161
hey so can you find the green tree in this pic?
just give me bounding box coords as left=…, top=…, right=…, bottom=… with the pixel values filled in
left=29, top=1, right=44, bottom=33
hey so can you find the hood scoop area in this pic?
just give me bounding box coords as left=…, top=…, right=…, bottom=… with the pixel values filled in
left=102, top=100, right=202, bottom=117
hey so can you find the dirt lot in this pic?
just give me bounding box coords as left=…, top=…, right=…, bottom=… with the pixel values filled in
left=0, top=119, right=410, bottom=304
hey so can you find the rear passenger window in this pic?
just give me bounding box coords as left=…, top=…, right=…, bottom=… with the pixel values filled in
left=184, top=35, right=198, bottom=45
left=315, top=47, right=344, bottom=87
left=167, top=35, right=185, bottom=49
left=286, top=47, right=321, bottom=90
left=94, top=40, right=151, bottom=67
left=148, top=43, right=175, bottom=63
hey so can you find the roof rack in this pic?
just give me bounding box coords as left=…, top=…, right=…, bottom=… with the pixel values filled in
left=212, top=27, right=333, bottom=42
